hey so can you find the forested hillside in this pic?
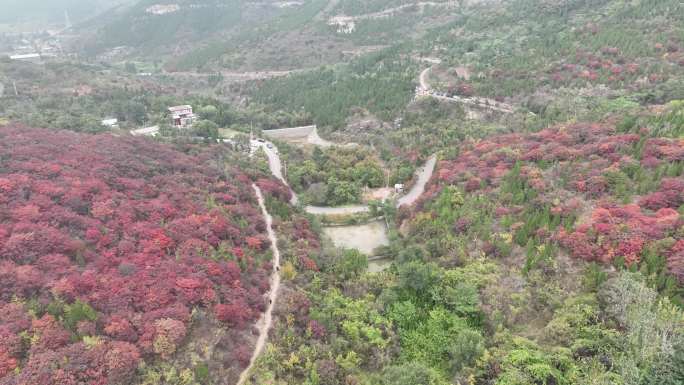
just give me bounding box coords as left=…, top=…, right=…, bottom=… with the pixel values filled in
left=80, top=0, right=330, bottom=66
left=249, top=48, right=416, bottom=129
left=420, top=0, right=684, bottom=103
left=234, top=2, right=684, bottom=384
left=80, top=0, right=463, bottom=70
left=0, top=125, right=288, bottom=384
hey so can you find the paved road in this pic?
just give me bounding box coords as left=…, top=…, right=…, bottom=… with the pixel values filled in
left=236, top=184, right=282, bottom=385
left=418, top=67, right=515, bottom=114
left=256, top=138, right=437, bottom=212
left=253, top=140, right=299, bottom=205
left=397, top=154, right=437, bottom=207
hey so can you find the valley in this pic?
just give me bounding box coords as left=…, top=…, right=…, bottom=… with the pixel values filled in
left=0, top=0, right=683, bottom=384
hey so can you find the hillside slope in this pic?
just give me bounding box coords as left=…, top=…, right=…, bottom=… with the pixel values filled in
left=0, top=125, right=282, bottom=384
left=79, top=0, right=462, bottom=71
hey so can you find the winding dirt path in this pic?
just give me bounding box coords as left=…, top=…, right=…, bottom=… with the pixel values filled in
left=418, top=67, right=516, bottom=114
left=236, top=184, right=282, bottom=385
left=419, top=67, right=432, bottom=90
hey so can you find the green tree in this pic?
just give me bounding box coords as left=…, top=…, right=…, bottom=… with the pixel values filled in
left=194, top=120, right=219, bottom=139
left=199, top=105, right=218, bottom=121
left=327, top=177, right=360, bottom=206
left=63, top=300, right=98, bottom=331
left=396, top=261, right=441, bottom=303
left=335, top=249, right=368, bottom=279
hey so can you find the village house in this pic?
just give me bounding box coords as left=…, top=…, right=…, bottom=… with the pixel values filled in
left=168, top=105, right=196, bottom=128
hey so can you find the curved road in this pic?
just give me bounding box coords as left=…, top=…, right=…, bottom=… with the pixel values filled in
left=237, top=184, right=282, bottom=385
left=419, top=67, right=431, bottom=90
left=256, top=140, right=437, bottom=212
left=397, top=154, right=437, bottom=207
left=418, top=67, right=516, bottom=114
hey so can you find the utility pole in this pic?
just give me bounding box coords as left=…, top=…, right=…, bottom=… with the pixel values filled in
left=13, top=81, right=18, bottom=97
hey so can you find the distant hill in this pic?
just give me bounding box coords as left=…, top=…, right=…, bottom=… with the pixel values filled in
left=79, top=0, right=296, bottom=59
left=0, top=0, right=132, bottom=24
left=78, top=0, right=461, bottom=71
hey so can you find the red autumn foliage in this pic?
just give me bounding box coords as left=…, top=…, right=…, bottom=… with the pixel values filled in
left=214, top=301, right=252, bottom=328
left=557, top=205, right=680, bottom=266
left=299, top=255, right=319, bottom=271
left=308, top=319, right=327, bottom=339
left=640, top=178, right=684, bottom=210
left=0, top=349, right=18, bottom=378
left=0, top=125, right=277, bottom=383
left=426, top=121, right=684, bottom=281
left=667, top=240, right=684, bottom=283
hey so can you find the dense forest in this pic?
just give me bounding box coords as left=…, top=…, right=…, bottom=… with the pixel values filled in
left=0, top=125, right=292, bottom=384
left=250, top=49, right=416, bottom=129
left=419, top=0, right=684, bottom=103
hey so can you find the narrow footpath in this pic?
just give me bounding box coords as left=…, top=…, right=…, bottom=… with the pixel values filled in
left=236, top=184, right=281, bottom=385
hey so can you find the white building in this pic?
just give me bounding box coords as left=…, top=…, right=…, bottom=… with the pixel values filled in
left=168, top=105, right=196, bottom=128
left=101, top=118, right=119, bottom=128
left=10, top=53, right=41, bottom=61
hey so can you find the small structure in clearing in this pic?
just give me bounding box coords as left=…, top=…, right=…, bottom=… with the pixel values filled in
left=131, top=126, right=160, bottom=137
left=101, top=118, right=119, bottom=129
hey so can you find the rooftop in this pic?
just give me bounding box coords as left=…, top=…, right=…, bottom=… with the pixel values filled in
left=168, top=105, right=193, bottom=112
